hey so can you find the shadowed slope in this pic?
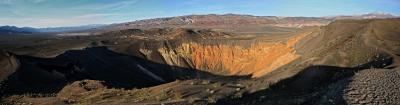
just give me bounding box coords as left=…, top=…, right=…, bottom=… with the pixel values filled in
left=0, top=47, right=249, bottom=96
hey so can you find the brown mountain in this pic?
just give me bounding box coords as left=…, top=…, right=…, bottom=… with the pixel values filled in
left=101, top=13, right=396, bottom=31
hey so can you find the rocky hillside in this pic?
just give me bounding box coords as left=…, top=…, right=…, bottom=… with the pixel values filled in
left=219, top=18, right=400, bottom=104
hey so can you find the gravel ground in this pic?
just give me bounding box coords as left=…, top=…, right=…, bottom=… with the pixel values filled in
left=344, top=68, right=400, bottom=105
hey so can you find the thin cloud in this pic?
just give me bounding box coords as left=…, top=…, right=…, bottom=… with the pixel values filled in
left=0, top=0, right=136, bottom=27
left=0, top=0, right=48, bottom=4
left=75, top=13, right=121, bottom=18
left=0, top=0, right=13, bottom=4
left=104, top=0, right=139, bottom=10
left=29, top=0, right=48, bottom=3
left=73, top=0, right=140, bottom=11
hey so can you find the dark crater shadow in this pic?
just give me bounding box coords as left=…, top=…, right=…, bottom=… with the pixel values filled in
left=216, top=55, right=394, bottom=105
left=0, top=47, right=250, bottom=97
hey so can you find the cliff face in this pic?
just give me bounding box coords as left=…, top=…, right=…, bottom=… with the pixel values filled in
left=131, top=30, right=310, bottom=78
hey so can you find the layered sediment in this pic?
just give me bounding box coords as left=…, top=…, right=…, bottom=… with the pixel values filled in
left=134, top=30, right=310, bottom=77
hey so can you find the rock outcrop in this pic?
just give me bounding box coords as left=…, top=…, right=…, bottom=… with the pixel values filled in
left=0, top=51, right=19, bottom=82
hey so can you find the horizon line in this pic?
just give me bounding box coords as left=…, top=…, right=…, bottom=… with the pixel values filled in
left=2, top=12, right=398, bottom=28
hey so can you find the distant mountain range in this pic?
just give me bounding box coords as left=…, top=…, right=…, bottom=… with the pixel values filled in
left=0, top=24, right=105, bottom=34
left=0, top=26, right=39, bottom=34
left=38, top=24, right=106, bottom=33
left=105, top=13, right=397, bottom=30
left=0, top=13, right=397, bottom=34
left=323, top=12, right=397, bottom=20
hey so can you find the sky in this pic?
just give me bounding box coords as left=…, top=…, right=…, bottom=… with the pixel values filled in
left=0, top=0, right=399, bottom=28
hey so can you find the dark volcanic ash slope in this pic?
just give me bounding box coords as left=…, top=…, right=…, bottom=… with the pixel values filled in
left=219, top=18, right=400, bottom=105
left=293, top=19, right=398, bottom=68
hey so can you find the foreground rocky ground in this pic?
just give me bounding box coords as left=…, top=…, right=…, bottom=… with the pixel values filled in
left=344, top=69, right=400, bottom=104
